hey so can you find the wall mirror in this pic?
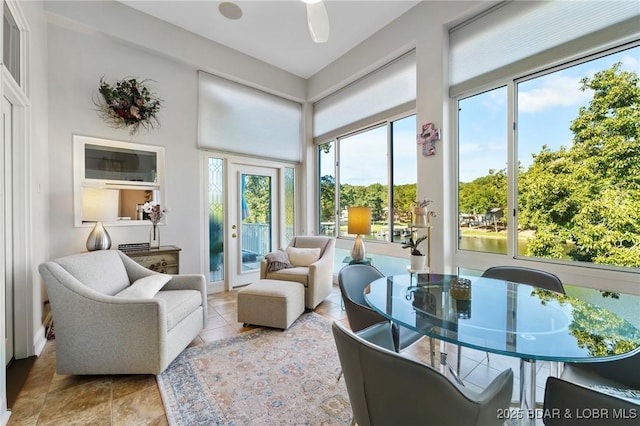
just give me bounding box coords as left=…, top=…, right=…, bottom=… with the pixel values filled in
left=73, top=135, right=166, bottom=227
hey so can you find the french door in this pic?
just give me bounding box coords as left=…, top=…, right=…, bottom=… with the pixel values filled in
left=205, top=155, right=296, bottom=291
left=228, top=164, right=278, bottom=288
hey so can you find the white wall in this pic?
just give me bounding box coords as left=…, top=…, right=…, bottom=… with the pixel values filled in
left=45, top=1, right=306, bottom=274
left=47, top=23, right=203, bottom=270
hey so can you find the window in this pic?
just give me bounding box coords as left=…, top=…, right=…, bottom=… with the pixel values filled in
left=319, top=114, right=417, bottom=246
left=73, top=135, right=166, bottom=227
left=339, top=125, right=387, bottom=239
left=516, top=45, right=640, bottom=269
left=284, top=167, right=295, bottom=245
left=3, top=1, right=20, bottom=85
left=319, top=142, right=336, bottom=236
left=208, top=157, right=224, bottom=282
left=457, top=43, right=640, bottom=273
left=458, top=87, right=508, bottom=254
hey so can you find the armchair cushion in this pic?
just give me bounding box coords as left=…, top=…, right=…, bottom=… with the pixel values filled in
left=155, top=289, right=205, bottom=331
left=266, top=266, right=310, bottom=285
left=286, top=247, right=321, bottom=266
left=115, top=274, right=171, bottom=298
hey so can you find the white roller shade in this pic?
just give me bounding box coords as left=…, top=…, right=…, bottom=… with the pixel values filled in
left=198, top=71, right=303, bottom=162
left=450, top=1, right=640, bottom=96
left=313, top=51, right=416, bottom=140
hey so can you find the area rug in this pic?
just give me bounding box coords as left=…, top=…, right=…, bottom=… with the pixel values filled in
left=157, top=312, right=353, bottom=425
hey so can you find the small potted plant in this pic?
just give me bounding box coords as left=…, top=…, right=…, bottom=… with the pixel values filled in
left=403, top=233, right=428, bottom=271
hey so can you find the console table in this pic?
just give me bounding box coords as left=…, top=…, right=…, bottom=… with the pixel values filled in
left=122, top=245, right=181, bottom=274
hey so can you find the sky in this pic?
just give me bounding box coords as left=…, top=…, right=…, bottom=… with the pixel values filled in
left=322, top=45, right=639, bottom=187
left=459, top=45, right=640, bottom=183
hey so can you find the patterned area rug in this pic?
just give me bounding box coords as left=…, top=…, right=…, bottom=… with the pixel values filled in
left=157, top=312, right=353, bottom=425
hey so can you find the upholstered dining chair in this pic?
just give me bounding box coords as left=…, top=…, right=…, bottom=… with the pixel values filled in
left=542, top=350, right=640, bottom=425
left=39, top=250, right=207, bottom=375
left=338, top=264, right=424, bottom=354
left=481, top=265, right=565, bottom=293
left=260, top=235, right=335, bottom=309
left=332, top=321, right=514, bottom=426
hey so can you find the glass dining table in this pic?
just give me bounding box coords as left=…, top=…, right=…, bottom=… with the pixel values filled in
left=364, top=273, right=640, bottom=424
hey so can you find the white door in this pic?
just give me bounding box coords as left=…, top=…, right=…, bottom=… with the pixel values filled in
left=3, top=96, right=14, bottom=366
left=228, top=163, right=279, bottom=288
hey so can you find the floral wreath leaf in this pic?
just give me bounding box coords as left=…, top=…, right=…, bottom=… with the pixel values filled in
left=94, top=76, right=163, bottom=136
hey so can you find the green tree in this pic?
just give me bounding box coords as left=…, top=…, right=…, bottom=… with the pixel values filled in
left=319, top=175, right=335, bottom=222
left=243, top=175, right=271, bottom=224
left=394, top=184, right=417, bottom=223
left=459, top=169, right=507, bottom=215
left=520, top=63, right=640, bottom=266
left=364, top=183, right=386, bottom=221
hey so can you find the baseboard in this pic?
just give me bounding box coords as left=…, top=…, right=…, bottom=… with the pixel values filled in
left=2, top=409, right=11, bottom=425
left=33, top=324, right=47, bottom=357
left=207, top=281, right=225, bottom=294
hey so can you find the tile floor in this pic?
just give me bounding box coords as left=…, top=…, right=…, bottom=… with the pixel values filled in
left=7, top=285, right=549, bottom=425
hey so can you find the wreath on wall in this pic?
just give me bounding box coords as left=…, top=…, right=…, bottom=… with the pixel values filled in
left=95, top=77, right=163, bottom=136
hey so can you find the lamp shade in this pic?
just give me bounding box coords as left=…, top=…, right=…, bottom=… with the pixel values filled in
left=348, top=207, right=371, bottom=235
left=82, top=188, right=119, bottom=222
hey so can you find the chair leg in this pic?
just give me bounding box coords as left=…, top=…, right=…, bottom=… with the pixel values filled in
left=429, top=337, right=436, bottom=367
left=337, top=368, right=343, bottom=382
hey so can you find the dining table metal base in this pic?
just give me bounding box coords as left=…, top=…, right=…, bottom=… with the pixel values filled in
left=520, top=358, right=537, bottom=426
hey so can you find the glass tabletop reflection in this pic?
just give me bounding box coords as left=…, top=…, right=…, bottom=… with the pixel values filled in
left=364, top=273, right=640, bottom=362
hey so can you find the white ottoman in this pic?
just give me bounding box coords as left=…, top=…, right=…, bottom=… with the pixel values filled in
left=237, top=279, right=305, bottom=330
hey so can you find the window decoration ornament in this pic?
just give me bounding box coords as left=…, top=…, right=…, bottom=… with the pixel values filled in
left=95, top=77, right=162, bottom=136
left=418, top=122, right=440, bottom=156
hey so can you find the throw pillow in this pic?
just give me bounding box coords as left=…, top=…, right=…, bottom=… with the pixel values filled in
left=115, top=274, right=171, bottom=299
left=286, top=247, right=322, bottom=267
left=265, top=249, right=292, bottom=273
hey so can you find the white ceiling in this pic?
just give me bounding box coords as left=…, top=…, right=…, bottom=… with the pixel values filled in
left=118, top=1, right=422, bottom=79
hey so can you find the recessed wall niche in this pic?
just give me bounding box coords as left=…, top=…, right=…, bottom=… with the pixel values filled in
left=73, top=135, right=166, bottom=227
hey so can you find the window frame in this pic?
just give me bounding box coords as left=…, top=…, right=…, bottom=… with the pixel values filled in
left=453, top=41, right=640, bottom=295
left=317, top=110, right=417, bottom=257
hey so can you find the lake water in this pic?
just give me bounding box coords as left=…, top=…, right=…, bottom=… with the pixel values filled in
left=459, top=235, right=639, bottom=328
left=459, top=234, right=524, bottom=255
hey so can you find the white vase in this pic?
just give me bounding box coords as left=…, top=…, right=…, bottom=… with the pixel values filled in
left=410, top=254, right=427, bottom=271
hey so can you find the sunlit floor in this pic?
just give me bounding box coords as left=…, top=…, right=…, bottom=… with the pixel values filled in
left=7, top=285, right=548, bottom=425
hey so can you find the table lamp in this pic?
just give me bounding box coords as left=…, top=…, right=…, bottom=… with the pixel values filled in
left=348, top=207, right=371, bottom=262
left=82, top=188, right=119, bottom=251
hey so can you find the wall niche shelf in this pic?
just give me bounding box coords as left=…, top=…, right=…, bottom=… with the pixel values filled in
left=73, top=135, right=166, bottom=227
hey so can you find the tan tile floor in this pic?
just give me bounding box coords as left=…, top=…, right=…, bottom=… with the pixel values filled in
left=7, top=285, right=548, bottom=425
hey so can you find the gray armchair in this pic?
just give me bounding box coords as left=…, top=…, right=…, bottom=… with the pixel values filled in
left=39, top=250, right=207, bottom=375
left=260, top=236, right=335, bottom=309
left=332, top=321, right=514, bottom=426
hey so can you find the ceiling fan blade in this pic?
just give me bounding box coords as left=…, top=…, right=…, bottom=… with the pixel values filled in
left=306, top=1, right=329, bottom=43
